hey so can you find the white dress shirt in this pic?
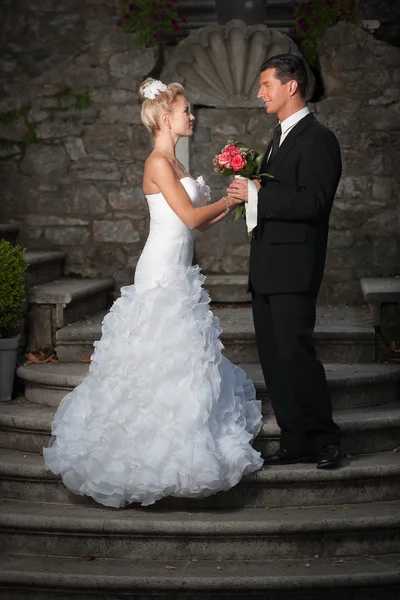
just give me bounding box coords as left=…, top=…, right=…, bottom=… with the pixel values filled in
left=269, top=105, right=311, bottom=158
left=245, top=106, right=311, bottom=233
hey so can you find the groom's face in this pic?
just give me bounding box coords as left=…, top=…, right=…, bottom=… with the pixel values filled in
left=258, top=68, right=290, bottom=116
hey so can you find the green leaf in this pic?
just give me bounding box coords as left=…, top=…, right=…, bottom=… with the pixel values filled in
left=233, top=205, right=245, bottom=223
left=255, top=153, right=264, bottom=169
left=222, top=168, right=233, bottom=177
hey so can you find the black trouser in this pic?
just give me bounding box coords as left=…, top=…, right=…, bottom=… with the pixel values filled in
left=251, top=291, right=340, bottom=454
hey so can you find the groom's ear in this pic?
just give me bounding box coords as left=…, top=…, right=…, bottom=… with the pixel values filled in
left=288, top=80, right=299, bottom=97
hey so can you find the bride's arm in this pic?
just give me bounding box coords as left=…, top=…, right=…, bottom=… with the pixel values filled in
left=151, top=159, right=241, bottom=230
left=197, top=202, right=237, bottom=232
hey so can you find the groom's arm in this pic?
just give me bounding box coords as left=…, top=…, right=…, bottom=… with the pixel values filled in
left=258, top=130, right=342, bottom=222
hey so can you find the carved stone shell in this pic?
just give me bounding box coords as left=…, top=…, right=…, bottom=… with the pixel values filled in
left=164, top=20, right=315, bottom=107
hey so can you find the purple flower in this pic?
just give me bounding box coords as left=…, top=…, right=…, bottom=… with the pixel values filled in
left=153, top=31, right=164, bottom=40
left=180, top=16, right=188, bottom=25
left=116, top=19, right=123, bottom=27
left=172, top=19, right=182, bottom=33
left=123, top=13, right=130, bottom=21
left=129, top=3, right=137, bottom=9
left=159, top=13, right=168, bottom=20
left=299, top=19, right=309, bottom=32
left=152, top=13, right=161, bottom=21
left=302, top=2, right=311, bottom=14
left=313, top=15, right=320, bottom=25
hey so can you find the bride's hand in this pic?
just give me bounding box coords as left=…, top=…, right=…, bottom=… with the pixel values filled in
left=227, top=194, right=243, bottom=207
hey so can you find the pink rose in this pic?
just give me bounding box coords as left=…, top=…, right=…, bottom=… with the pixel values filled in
left=218, top=151, right=232, bottom=168
left=225, top=145, right=240, bottom=154
left=230, top=153, right=246, bottom=172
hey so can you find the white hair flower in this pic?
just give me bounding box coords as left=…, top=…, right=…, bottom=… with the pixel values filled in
left=143, top=80, right=168, bottom=100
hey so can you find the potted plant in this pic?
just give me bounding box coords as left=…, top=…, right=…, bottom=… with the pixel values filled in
left=215, top=0, right=267, bottom=25
left=0, top=240, right=27, bottom=403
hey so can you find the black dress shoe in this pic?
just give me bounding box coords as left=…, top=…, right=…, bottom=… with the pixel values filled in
left=263, top=449, right=316, bottom=466
left=317, top=445, right=342, bottom=469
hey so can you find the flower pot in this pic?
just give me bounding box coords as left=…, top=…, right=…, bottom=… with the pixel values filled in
left=0, top=334, right=21, bottom=402
left=215, top=0, right=267, bottom=25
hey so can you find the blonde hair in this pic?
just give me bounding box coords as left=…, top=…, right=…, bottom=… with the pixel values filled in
left=138, top=78, right=184, bottom=137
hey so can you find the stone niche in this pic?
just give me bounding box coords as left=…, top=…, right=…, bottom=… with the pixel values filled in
left=164, top=20, right=316, bottom=106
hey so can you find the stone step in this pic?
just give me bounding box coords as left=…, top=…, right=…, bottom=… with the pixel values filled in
left=206, top=274, right=251, bottom=303
left=24, top=250, right=66, bottom=289
left=2, top=389, right=399, bottom=457
left=0, top=447, right=399, bottom=508
left=0, top=222, right=20, bottom=245
left=27, top=278, right=114, bottom=349
left=56, top=305, right=376, bottom=364
left=1, top=498, right=400, bottom=561
left=16, top=361, right=400, bottom=412
left=1, top=553, right=399, bottom=600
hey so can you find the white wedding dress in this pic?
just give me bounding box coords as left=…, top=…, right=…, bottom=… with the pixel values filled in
left=44, top=176, right=263, bottom=508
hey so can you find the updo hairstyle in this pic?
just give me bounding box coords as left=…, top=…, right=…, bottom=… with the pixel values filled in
left=138, top=78, right=184, bottom=137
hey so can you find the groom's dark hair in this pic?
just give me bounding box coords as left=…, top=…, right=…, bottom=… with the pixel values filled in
left=260, top=54, right=308, bottom=98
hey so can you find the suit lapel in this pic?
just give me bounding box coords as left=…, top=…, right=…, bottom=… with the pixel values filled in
left=267, top=113, right=315, bottom=174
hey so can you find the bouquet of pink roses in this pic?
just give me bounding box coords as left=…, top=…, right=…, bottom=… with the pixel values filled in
left=213, top=139, right=272, bottom=222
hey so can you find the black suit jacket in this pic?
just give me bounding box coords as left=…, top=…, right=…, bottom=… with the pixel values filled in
left=249, top=113, right=342, bottom=295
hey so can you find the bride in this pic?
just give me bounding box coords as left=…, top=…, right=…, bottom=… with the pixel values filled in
left=43, top=78, right=263, bottom=508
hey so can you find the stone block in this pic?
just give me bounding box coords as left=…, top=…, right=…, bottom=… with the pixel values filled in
left=65, top=137, right=88, bottom=161
left=44, top=226, right=90, bottom=246
left=109, top=49, right=155, bottom=79
left=83, top=123, right=133, bottom=161
left=196, top=108, right=248, bottom=136
left=108, top=187, right=145, bottom=211
left=91, top=88, right=137, bottom=104
left=130, top=127, right=153, bottom=160
left=361, top=277, right=400, bottom=360
left=0, top=118, right=28, bottom=141
left=70, top=160, right=122, bottom=181
left=372, top=177, right=393, bottom=202
left=72, top=184, right=106, bottom=214
left=327, top=230, right=355, bottom=249
left=99, top=105, right=142, bottom=124
left=25, top=215, right=88, bottom=227
left=36, top=120, right=84, bottom=140
left=20, top=144, right=66, bottom=176
left=64, top=65, right=109, bottom=88
left=336, top=176, right=371, bottom=200
left=124, top=163, right=146, bottom=186
left=93, top=219, right=140, bottom=243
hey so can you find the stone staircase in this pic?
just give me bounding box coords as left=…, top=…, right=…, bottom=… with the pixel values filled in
left=0, top=257, right=400, bottom=597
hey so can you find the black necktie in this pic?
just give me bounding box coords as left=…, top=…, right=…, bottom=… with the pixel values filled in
left=267, top=124, right=282, bottom=165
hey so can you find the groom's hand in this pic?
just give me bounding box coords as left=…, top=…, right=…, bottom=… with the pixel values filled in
left=227, top=178, right=261, bottom=203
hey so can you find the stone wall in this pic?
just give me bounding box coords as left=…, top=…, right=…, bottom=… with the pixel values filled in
left=0, top=1, right=399, bottom=304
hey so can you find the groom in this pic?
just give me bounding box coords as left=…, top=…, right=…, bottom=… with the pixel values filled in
left=227, top=54, right=342, bottom=469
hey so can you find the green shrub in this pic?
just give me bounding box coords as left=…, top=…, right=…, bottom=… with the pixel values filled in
left=0, top=240, right=27, bottom=337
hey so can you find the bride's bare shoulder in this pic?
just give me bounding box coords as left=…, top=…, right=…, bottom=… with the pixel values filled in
left=144, top=153, right=176, bottom=182
left=143, top=153, right=177, bottom=195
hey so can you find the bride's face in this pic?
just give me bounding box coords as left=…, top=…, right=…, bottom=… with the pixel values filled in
left=169, top=95, right=195, bottom=137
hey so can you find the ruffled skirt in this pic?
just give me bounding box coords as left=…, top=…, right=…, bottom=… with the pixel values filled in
left=44, top=266, right=263, bottom=507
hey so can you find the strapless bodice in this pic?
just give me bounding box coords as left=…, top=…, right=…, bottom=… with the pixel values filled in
left=134, top=176, right=210, bottom=293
